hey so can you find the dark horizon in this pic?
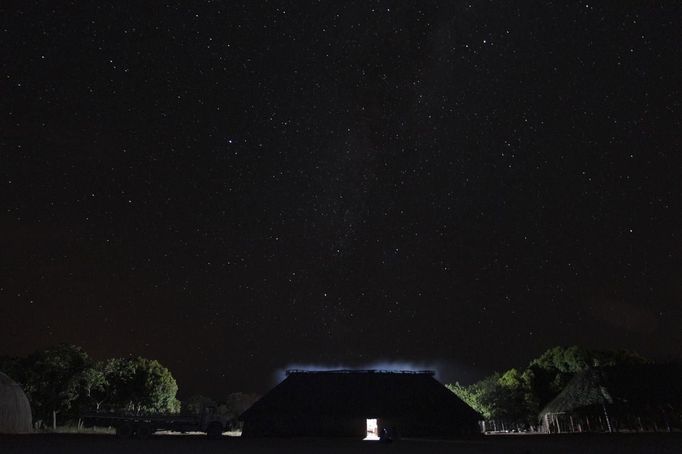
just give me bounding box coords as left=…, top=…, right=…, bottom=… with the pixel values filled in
left=2, top=2, right=681, bottom=399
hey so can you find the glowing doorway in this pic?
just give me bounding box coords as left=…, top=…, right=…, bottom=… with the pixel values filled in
left=364, top=418, right=379, bottom=440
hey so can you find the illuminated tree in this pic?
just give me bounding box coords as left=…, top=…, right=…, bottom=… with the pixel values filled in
left=100, top=357, right=180, bottom=414
left=448, top=346, right=649, bottom=425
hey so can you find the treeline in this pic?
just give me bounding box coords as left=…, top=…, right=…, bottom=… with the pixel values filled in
left=0, top=344, right=179, bottom=428
left=447, top=346, right=648, bottom=425
left=182, top=392, right=260, bottom=422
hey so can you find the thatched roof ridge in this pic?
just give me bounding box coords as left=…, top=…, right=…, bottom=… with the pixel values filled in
left=539, top=368, right=611, bottom=417
left=540, top=363, right=682, bottom=418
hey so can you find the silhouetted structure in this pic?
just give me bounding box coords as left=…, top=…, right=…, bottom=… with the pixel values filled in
left=0, top=372, right=32, bottom=433
left=540, top=363, right=682, bottom=433
left=240, top=370, right=480, bottom=438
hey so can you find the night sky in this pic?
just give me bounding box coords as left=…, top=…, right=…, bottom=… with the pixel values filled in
left=1, top=1, right=681, bottom=398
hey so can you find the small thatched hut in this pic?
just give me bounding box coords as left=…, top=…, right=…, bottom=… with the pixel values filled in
left=0, top=372, right=32, bottom=433
left=240, top=370, right=481, bottom=438
left=540, top=364, right=682, bottom=433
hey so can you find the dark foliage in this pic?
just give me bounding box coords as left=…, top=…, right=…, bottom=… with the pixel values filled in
left=1, top=344, right=179, bottom=427
left=448, top=346, right=648, bottom=423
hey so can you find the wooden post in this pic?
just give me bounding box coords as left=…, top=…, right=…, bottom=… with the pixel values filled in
left=602, top=404, right=613, bottom=433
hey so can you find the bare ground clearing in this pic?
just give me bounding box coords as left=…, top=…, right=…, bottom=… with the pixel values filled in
left=0, top=433, right=681, bottom=454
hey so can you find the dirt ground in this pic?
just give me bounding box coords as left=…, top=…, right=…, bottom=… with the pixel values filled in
left=1, top=433, right=681, bottom=454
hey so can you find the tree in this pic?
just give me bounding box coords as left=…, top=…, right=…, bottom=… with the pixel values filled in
left=74, top=366, right=108, bottom=411
left=449, top=369, right=537, bottom=422
left=21, top=344, right=91, bottom=428
left=182, top=395, right=216, bottom=415
left=222, top=392, right=259, bottom=419
left=448, top=374, right=503, bottom=420
left=100, top=357, right=180, bottom=414
left=215, top=392, right=260, bottom=430
left=527, top=346, right=648, bottom=409
left=2, top=345, right=183, bottom=427
left=448, top=346, right=650, bottom=426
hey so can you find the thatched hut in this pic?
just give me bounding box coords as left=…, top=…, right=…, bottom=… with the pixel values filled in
left=540, top=364, right=682, bottom=433
left=0, top=372, right=32, bottom=433
left=240, top=370, right=481, bottom=438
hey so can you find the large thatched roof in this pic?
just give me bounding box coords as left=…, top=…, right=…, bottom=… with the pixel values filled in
left=0, top=372, right=32, bottom=433
left=242, top=370, right=480, bottom=421
left=540, top=363, right=682, bottom=419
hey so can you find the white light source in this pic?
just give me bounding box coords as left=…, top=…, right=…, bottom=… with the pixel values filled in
left=364, top=418, right=379, bottom=440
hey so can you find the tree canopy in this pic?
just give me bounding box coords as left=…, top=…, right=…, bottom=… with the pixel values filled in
left=21, top=344, right=91, bottom=426
left=182, top=394, right=216, bottom=415
left=97, top=357, right=180, bottom=414
left=0, top=345, right=180, bottom=427
left=448, top=345, right=648, bottom=423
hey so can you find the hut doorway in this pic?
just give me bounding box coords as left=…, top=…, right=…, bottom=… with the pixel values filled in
left=364, top=418, right=379, bottom=440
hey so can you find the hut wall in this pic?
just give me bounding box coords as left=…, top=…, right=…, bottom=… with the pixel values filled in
left=0, top=376, right=33, bottom=434
left=380, top=416, right=479, bottom=438
left=242, top=414, right=365, bottom=437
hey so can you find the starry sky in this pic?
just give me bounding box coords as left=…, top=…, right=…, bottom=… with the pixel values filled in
left=1, top=1, right=681, bottom=398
